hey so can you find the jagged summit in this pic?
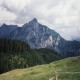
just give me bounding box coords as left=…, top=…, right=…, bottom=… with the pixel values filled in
left=32, top=18, right=37, bottom=22
left=1, top=23, right=7, bottom=27
left=22, top=18, right=38, bottom=28
left=28, top=18, right=38, bottom=24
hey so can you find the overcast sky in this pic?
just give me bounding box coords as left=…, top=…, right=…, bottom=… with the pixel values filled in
left=0, top=0, right=80, bottom=41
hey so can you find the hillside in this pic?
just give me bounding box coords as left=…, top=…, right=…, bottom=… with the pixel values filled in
left=0, top=56, right=80, bottom=80
left=0, top=39, right=61, bottom=74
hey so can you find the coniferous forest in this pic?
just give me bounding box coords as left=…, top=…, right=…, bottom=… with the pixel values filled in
left=0, top=38, right=62, bottom=74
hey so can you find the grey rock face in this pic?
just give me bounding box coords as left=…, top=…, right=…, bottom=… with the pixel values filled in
left=0, top=18, right=80, bottom=57
left=0, top=23, right=18, bottom=38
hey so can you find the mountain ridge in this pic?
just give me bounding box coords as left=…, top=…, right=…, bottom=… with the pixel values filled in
left=0, top=18, right=80, bottom=57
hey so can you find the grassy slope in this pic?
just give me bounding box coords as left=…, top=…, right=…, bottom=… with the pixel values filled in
left=0, top=56, right=80, bottom=80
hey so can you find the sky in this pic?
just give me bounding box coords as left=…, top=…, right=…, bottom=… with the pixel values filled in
left=0, top=0, right=80, bottom=41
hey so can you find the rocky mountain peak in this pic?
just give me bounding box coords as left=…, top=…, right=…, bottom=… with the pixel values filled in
left=32, top=18, right=37, bottom=22
left=28, top=18, right=38, bottom=25
left=1, top=23, right=7, bottom=27
left=1, top=23, right=18, bottom=28
left=22, top=18, right=38, bottom=28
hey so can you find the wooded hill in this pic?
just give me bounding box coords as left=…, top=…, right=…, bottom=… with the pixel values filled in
left=0, top=39, right=62, bottom=74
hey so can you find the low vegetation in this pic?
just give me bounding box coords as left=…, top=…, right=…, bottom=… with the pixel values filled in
left=0, top=56, right=80, bottom=80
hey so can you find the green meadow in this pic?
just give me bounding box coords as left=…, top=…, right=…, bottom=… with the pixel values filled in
left=0, top=56, right=80, bottom=80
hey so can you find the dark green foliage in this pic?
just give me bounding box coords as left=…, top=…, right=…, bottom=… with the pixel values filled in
left=0, top=38, right=62, bottom=74
left=0, top=38, right=30, bottom=53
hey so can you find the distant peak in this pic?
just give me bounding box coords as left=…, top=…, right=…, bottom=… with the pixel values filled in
left=29, top=18, right=38, bottom=24
left=3, top=23, right=6, bottom=26
left=32, top=18, right=37, bottom=22
left=1, top=23, right=7, bottom=27
left=1, top=23, right=18, bottom=28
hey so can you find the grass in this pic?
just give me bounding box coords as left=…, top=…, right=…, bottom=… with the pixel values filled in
left=0, top=56, right=80, bottom=80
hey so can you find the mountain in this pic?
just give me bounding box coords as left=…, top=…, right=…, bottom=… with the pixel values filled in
left=0, top=18, right=80, bottom=57
left=0, top=56, right=80, bottom=80
left=9, top=18, right=64, bottom=49
left=0, top=23, right=18, bottom=38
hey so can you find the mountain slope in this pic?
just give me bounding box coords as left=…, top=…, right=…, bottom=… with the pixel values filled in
left=0, top=56, right=80, bottom=80
left=0, top=18, right=80, bottom=57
